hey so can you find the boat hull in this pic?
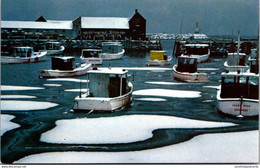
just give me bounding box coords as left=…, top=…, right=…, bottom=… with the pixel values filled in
left=216, top=89, right=259, bottom=118
left=81, top=57, right=103, bottom=65
left=46, top=46, right=65, bottom=55
left=172, top=65, right=208, bottom=82
left=146, top=58, right=171, bottom=66
left=73, top=82, right=133, bottom=112
left=99, top=49, right=125, bottom=60
left=39, top=63, right=92, bottom=78
left=1, top=51, right=47, bottom=64
left=182, top=50, right=210, bottom=63
left=223, top=61, right=249, bottom=72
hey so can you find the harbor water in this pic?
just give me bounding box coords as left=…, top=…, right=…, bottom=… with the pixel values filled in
left=1, top=40, right=258, bottom=163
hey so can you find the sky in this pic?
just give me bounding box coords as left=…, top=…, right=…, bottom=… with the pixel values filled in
left=1, top=0, right=259, bottom=36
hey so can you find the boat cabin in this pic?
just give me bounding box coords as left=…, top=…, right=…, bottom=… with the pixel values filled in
left=176, top=56, right=198, bottom=73
left=51, top=57, right=76, bottom=70
left=150, top=50, right=168, bottom=61
left=227, top=53, right=247, bottom=66
left=81, top=49, right=101, bottom=58
left=101, top=42, right=123, bottom=54
left=11, top=47, right=34, bottom=57
left=184, top=44, right=209, bottom=55
left=46, top=42, right=61, bottom=50
left=220, top=71, right=259, bottom=99
left=249, top=49, right=259, bottom=74
left=86, top=68, right=131, bottom=98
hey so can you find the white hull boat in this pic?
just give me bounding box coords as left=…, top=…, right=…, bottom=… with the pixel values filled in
left=80, top=49, right=102, bottom=65
left=81, top=57, right=103, bottom=65
left=182, top=44, right=210, bottom=63
left=185, top=52, right=209, bottom=63
left=172, top=65, right=208, bottom=82
left=99, top=42, right=125, bottom=60
left=99, top=49, right=125, bottom=60
left=46, top=46, right=65, bottom=55
left=73, top=68, right=133, bottom=112
left=1, top=47, right=47, bottom=64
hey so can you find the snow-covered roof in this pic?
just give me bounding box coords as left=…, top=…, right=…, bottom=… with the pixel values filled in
left=1, top=20, right=73, bottom=30
left=81, top=17, right=129, bottom=29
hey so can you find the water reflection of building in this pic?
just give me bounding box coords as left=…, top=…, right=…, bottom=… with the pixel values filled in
left=1, top=9, right=146, bottom=41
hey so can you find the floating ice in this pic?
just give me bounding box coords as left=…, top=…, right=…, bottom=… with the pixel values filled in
left=1, top=114, right=20, bottom=136
left=1, top=100, right=58, bottom=111
left=202, top=100, right=214, bottom=103
left=47, top=78, right=89, bottom=83
left=145, top=81, right=186, bottom=85
left=197, top=68, right=219, bottom=71
left=98, top=67, right=172, bottom=71
left=64, top=89, right=88, bottom=92
left=135, top=98, right=167, bottom=101
left=17, top=130, right=258, bottom=163
left=40, top=114, right=236, bottom=144
left=133, top=89, right=201, bottom=98
left=43, top=84, right=62, bottom=87
left=1, top=95, right=36, bottom=99
left=1, top=85, right=44, bottom=91
left=203, top=86, right=220, bottom=89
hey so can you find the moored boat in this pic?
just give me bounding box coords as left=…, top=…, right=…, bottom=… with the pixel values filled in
left=216, top=70, right=259, bottom=118
left=39, top=56, right=92, bottom=78
left=182, top=44, right=210, bottom=63
left=73, top=67, right=133, bottom=112
left=80, top=49, right=102, bottom=65
left=45, top=41, right=65, bottom=55
left=99, top=42, right=125, bottom=60
left=172, top=56, right=208, bottom=82
left=146, top=50, right=171, bottom=66
left=1, top=47, right=47, bottom=64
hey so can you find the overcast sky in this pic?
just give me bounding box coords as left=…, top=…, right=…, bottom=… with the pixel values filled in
left=1, top=0, right=259, bottom=36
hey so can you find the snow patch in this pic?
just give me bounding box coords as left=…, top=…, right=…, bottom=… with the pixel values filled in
left=43, top=84, right=62, bottom=87
left=98, top=67, right=172, bottom=71
left=1, top=114, right=20, bottom=136
left=1, top=100, right=58, bottom=111
left=1, top=85, right=44, bottom=91
left=135, top=98, right=167, bottom=101
left=145, top=81, right=186, bottom=85
left=47, top=78, right=89, bottom=83
left=133, top=89, right=201, bottom=98
left=17, top=130, right=258, bottom=163
left=197, top=68, right=219, bottom=71
left=64, top=89, right=88, bottom=92
left=40, top=114, right=236, bottom=144
left=1, top=95, right=36, bottom=99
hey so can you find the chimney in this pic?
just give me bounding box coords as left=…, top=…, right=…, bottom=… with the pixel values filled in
left=135, top=9, right=138, bottom=13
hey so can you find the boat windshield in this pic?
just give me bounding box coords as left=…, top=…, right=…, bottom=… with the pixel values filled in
left=176, top=57, right=197, bottom=73
left=12, top=48, right=32, bottom=57
left=220, top=75, right=259, bottom=99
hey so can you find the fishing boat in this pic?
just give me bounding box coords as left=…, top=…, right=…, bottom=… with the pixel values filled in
left=182, top=44, right=210, bottom=63
left=39, top=56, right=92, bottom=78
left=73, top=67, right=133, bottom=112
left=216, top=70, right=259, bottom=118
left=146, top=50, right=171, bottom=66
left=45, top=41, right=65, bottom=55
left=1, top=47, right=47, bottom=64
left=224, top=31, right=249, bottom=72
left=99, top=42, right=125, bottom=60
left=80, top=49, right=102, bottom=65
left=172, top=56, right=208, bottom=82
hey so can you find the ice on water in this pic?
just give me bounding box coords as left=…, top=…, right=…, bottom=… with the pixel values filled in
left=133, top=89, right=201, bottom=98
left=1, top=85, right=44, bottom=91
left=1, top=95, right=36, bottom=99
left=17, top=130, right=258, bottom=163
left=64, top=88, right=88, bottom=92
left=145, top=81, right=186, bottom=85
left=203, top=86, right=220, bottom=89
left=1, top=114, right=20, bottom=136
left=135, top=98, right=167, bottom=101
left=47, top=78, right=89, bottom=83
left=40, top=114, right=236, bottom=144
left=1, top=100, right=58, bottom=111
left=43, top=84, right=62, bottom=87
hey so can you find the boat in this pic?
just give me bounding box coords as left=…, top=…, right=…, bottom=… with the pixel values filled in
left=99, top=42, right=125, bottom=60
left=45, top=41, right=65, bottom=55
left=80, top=49, right=102, bottom=65
left=73, top=67, right=133, bottom=112
left=216, top=70, right=259, bottom=118
left=39, top=56, right=92, bottom=78
left=172, top=56, right=208, bottom=82
left=182, top=44, right=210, bottom=63
left=146, top=50, right=171, bottom=66
left=224, top=31, right=249, bottom=72
left=1, top=47, right=47, bottom=64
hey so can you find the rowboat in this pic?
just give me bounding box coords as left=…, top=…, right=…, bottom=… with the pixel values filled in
left=99, top=42, right=125, bottom=60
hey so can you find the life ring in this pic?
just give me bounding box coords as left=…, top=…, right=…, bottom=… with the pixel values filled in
left=35, top=57, right=39, bottom=62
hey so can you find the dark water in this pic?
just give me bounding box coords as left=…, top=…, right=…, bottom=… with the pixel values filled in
left=1, top=40, right=258, bottom=163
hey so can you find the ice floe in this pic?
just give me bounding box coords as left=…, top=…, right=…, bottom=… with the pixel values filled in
left=135, top=98, right=167, bottom=101
left=203, top=86, right=220, bottom=89
left=40, top=114, right=236, bottom=144
left=98, top=67, right=172, bottom=71
left=43, top=84, right=62, bottom=87
left=1, top=100, right=58, bottom=111
left=133, top=89, right=201, bottom=98
left=1, top=85, right=44, bottom=91
left=1, top=114, right=20, bottom=136
left=145, top=81, right=186, bottom=85
left=47, top=78, right=89, bottom=83
left=1, top=95, right=36, bottom=99
left=64, top=89, right=88, bottom=92
left=197, top=68, right=219, bottom=71
left=17, top=130, right=258, bottom=163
